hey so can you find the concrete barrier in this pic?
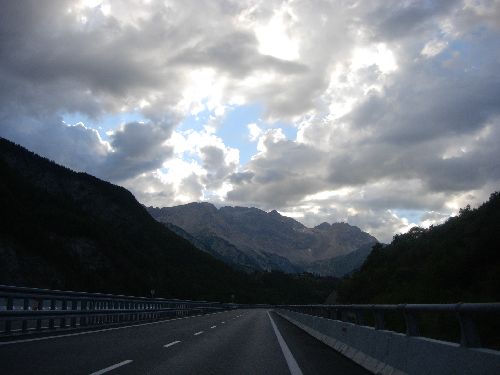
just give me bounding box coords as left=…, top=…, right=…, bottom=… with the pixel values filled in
left=276, top=309, right=500, bottom=375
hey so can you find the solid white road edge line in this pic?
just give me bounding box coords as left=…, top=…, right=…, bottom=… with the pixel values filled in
left=194, top=331, right=204, bottom=336
left=88, top=360, right=133, bottom=375
left=267, top=311, right=303, bottom=375
left=164, top=340, right=181, bottom=348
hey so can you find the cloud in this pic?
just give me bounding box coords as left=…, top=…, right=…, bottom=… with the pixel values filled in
left=1, top=0, right=499, bottom=241
left=103, top=121, right=173, bottom=181
left=247, top=123, right=262, bottom=142
left=369, top=0, right=461, bottom=40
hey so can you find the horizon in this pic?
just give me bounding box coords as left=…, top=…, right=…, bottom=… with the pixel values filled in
left=1, top=1, right=499, bottom=242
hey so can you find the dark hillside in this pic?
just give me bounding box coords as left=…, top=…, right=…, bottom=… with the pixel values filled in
left=338, top=192, right=500, bottom=304
left=0, top=137, right=335, bottom=303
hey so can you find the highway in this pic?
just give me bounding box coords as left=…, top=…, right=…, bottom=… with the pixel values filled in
left=0, top=309, right=370, bottom=375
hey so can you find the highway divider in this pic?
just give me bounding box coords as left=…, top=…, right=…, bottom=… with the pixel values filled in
left=275, top=304, right=500, bottom=375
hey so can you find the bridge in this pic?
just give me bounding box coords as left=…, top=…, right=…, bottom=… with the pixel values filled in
left=0, top=285, right=499, bottom=374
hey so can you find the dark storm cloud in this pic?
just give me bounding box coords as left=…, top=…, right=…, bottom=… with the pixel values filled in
left=102, top=121, right=173, bottom=181
left=227, top=138, right=328, bottom=207
left=170, top=31, right=307, bottom=76
left=348, top=69, right=500, bottom=144
left=369, top=0, right=461, bottom=40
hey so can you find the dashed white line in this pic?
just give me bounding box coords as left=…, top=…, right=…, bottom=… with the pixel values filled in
left=194, top=331, right=204, bottom=336
left=164, top=340, right=181, bottom=348
left=210, top=325, right=216, bottom=329
left=89, top=360, right=133, bottom=375
left=221, top=321, right=225, bottom=324
left=267, top=312, right=303, bottom=375
left=0, top=314, right=212, bottom=346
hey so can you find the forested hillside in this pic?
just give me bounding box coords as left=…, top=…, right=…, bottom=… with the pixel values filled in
left=338, top=192, right=500, bottom=303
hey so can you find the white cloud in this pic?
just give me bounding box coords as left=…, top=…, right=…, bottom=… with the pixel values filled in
left=421, top=39, right=448, bottom=57
left=351, top=43, right=398, bottom=74
left=247, top=122, right=262, bottom=142
left=1, top=0, right=500, bottom=241
left=256, top=128, right=286, bottom=153
left=253, top=4, right=300, bottom=61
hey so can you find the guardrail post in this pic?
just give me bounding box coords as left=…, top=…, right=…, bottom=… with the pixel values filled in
left=80, top=300, right=87, bottom=327
left=457, top=305, right=481, bottom=347
left=93, top=300, right=98, bottom=325
left=36, top=299, right=43, bottom=331
left=5, top=296, right=13, bottom=334
left=402, top=306, right=420, bottom=336
left=49, top=299, right=56, bottom=329
left=22, top=298, right=29, bottom=332
left=61, top=300, right=67, bottom=328
left=339, top=308, right=346, bottom=322
left=334, top=308, right=341, bottom=321
left=355, top=310, right=365, bottom=325
left=118, top=301, right=122, bottom=322
left=88, top=300, right=93, bottom=326
left=71, top=300, right=77, bottom=328
left=373, top=309, right=385, bottom=330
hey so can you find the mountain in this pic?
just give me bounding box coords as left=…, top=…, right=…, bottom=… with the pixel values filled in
left=304, top=242, right=375, bottom=277
left=162, top=221, right=263, bottom=273
left=147, top=203, right=378, bottom=276
left=0, top=137, right=336, bottom=304
left=337, top=192, right=500, bottom=304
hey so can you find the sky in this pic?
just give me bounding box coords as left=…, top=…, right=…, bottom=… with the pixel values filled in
left=1, top=0, right=499, bottom=242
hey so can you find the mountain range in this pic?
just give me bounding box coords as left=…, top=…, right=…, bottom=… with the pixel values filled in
left=147, top=203, right=378, bottom=277
left=0, top=137, right=336, bottom=303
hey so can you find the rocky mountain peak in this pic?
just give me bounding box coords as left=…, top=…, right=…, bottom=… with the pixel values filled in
left=148, top=202, right=378, bottom=276
left=315, top=222, right=331, bottom=230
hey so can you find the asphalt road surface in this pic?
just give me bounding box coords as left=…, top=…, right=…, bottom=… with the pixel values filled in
left=0, top=309, right=370, bottom=375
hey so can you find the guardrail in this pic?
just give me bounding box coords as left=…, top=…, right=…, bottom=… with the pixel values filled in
left=278, top=303, right=500, bottom=348
left=276, top=304, right=500, bottom=375
left=0, top=285, right=234, bottom=337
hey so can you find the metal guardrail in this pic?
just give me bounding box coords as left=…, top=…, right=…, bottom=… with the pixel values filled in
left=278, top=303, right=500, bottom=348
left=3, top=284, right=498, bottom=350
left=0, top=285, right=234, bottom=337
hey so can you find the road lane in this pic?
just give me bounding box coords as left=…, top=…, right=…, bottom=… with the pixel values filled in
left=271, top=312, right=371, bottom=375
left=132, top=309, right=289, bottom=375
left=0, top=309, right=371, bottom=375
left=0, top=309, right=242, bottom=375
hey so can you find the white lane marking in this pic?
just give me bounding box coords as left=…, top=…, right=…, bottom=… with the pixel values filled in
left=267, top=312, right=303, bottom=375
left=221, top=321, right=225, bottom=324
left=194, top=331, right=204, bottom=336
left=0, top=313, right=227, bottom=346
left=210, top=325, right=216, bottom=329
left=89, top=360, right=133, bottom=375
left=164, top=340, right=181, bottom=348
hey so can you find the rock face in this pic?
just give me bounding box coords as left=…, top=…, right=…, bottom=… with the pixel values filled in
left=147, top=203, right=378, bottom=276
